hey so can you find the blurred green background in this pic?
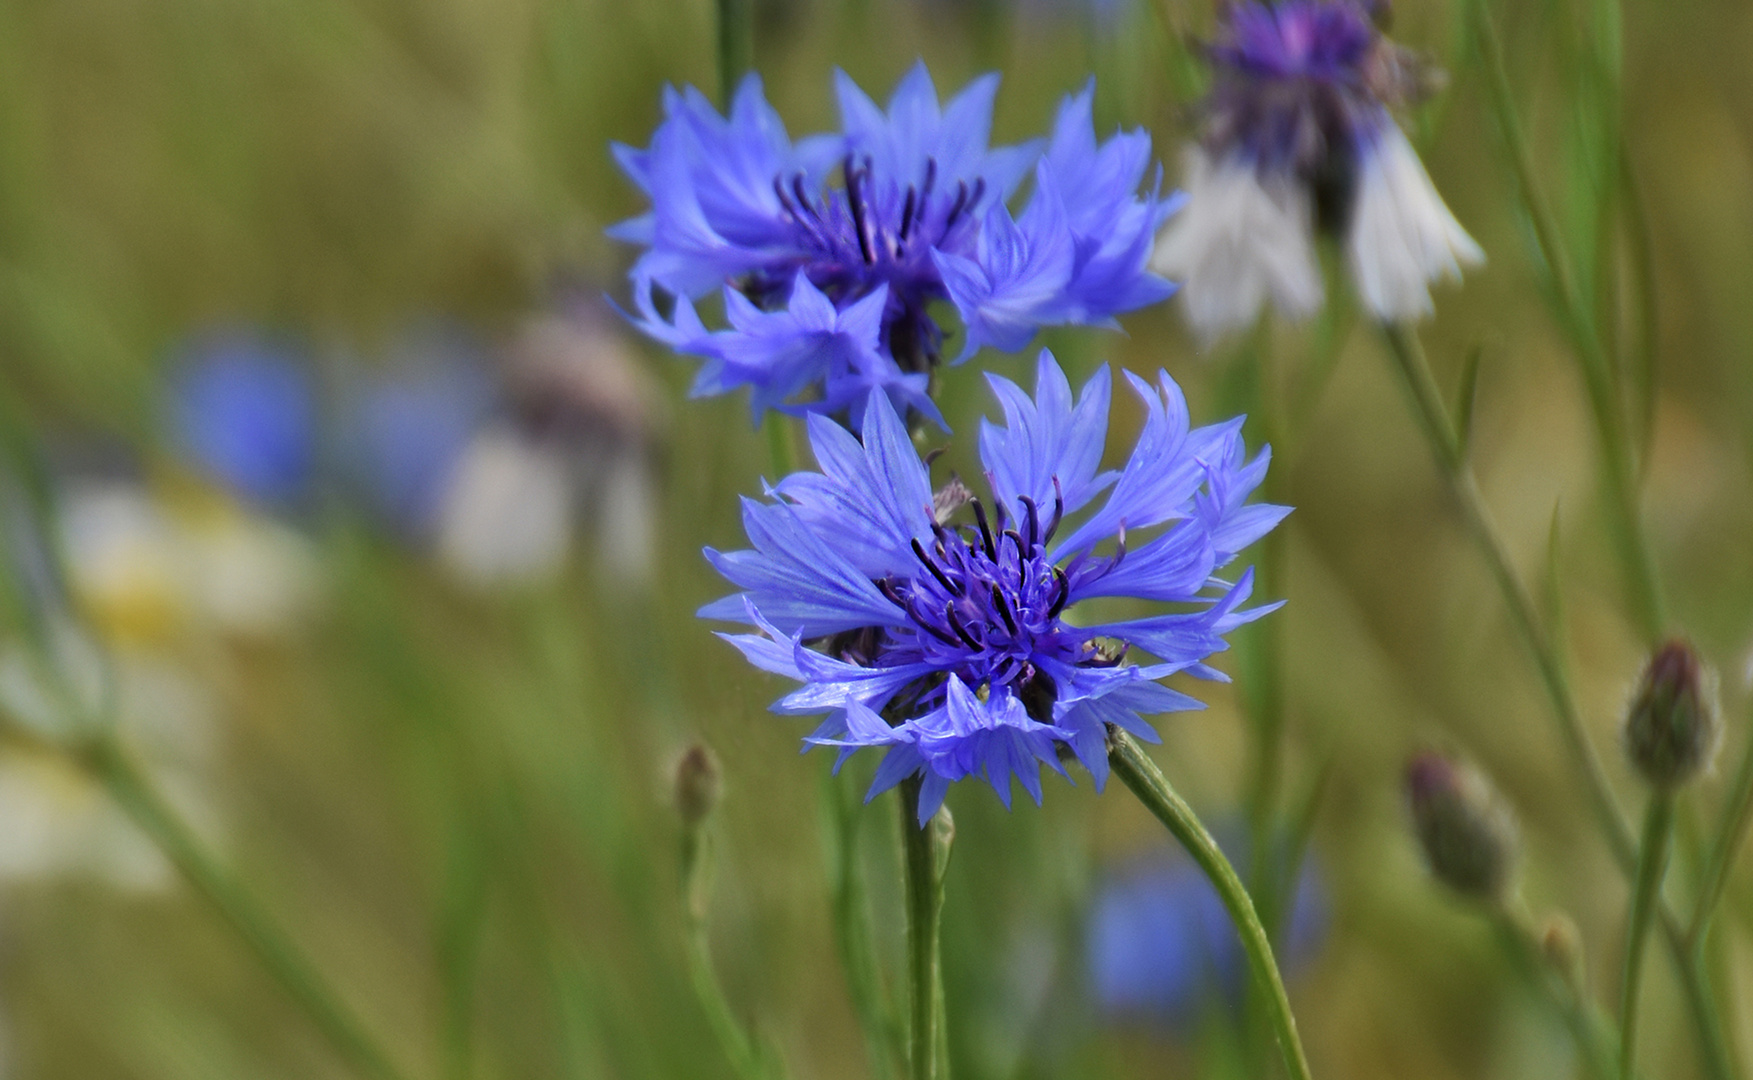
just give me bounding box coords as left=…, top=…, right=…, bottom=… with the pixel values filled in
left=0, top=0, right=1750, bottom=1076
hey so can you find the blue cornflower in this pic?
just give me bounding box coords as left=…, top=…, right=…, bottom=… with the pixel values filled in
left=613, top=64, right=1178, bottom=428
left=704, top=350, right=1288, bottom=823
left=167, top=331, right=315, bottom=508
left=1088, top=838, right=1325, bottom=1025
left=1151, top=0, right=1481, bottom=338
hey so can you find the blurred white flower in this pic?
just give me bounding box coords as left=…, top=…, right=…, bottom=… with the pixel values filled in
left=435, top=425, right=575, bottom=587
left=0, top=648, right=217, bottom=891
left=57, top=479, right=320, bottom=643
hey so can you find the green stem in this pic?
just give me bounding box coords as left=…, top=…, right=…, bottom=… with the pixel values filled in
left=1492, top=908, right=1621, bottom=1080
left=680, top=824, right=766, bottom=1080
left=1468, top=0, right=1664, bottom=643
left=1107, top=730, right=1314, bottom=1080
left=84, top=734, right=411, bottom=1080
left=898, top=776, right=946, bottom=1080
left=1690, top=702, right=1753, bottom=946
left=716, top=0, right=753, bottom=108
left=822, top=766, right=903, bottom=1079
left=1620, top=795, right=1675, bottom=1080
left=1378, top=323, right=1737, bottom=1080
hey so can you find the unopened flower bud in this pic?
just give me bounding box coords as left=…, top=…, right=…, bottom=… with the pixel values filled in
left=674, top=743, right=722, bottom=826
left=1624, top=641, right=1717, bottom=790
left=1538, top=912, right=1585, bottom=990
left=1406, top=752, right=1518, bottom=902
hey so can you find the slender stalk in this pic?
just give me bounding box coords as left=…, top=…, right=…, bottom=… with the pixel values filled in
left=1378, top=323, right=1737, bottom=1080
left=1620, top=795, right=1675, bottom=1080
left=83, top=734, right=411, bottom=1080
left=716, top=0, right=753, bottom=108
left=680, top=821, right=766, bottom=1080
left=1690, top=705, right=1753, bottom=947
left=1468, top=0, right=1664, bottom=643
left=1108, top=730, right=1314, bottom=1080
left=897, top=776, right=947, bottom=1080
left=1381, top=324, right=1633, bottom=864
left=822, top=766, right=903, bottom=1079
left=1492, top=906, right=1622, bottom=1080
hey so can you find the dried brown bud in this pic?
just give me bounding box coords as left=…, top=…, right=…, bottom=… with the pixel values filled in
left=674, top=743, right=722, bottom=826
left=1624, top=640, right=1717, bottom=790
left=1407, top=752, right=1519, bottom=902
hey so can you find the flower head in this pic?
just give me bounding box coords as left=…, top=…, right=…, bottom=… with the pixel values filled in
left=168, top=331, right=315, bottom=508
left=614, top=65, right=1177, bottom=428
left=1089, top=837, right=1325, bottom=1024
left=702, top=350, right=1287, bottom=823
left=1152, top=0, right=1482, bottom=338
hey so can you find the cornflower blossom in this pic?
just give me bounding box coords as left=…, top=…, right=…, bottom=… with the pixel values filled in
left=1088, top=839, right=1325, bottom=1024
left=612, top=64, right=1178, bottom=429
left=704, top=350, right=1288, bottom=823
left=1151, top=0, right=1483, bottom=338
left=169, top=332, right=315, bottom=508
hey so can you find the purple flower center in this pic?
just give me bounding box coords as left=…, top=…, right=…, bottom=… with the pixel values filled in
left=1215, top=0, right=1375, bottom=82
left=748, top=156, right=987, bottom=373
left=871, top=491, right=1101, bottom=718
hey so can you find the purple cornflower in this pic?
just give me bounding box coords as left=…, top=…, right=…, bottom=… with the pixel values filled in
left=613, top=64, right=1178, bottom=429
left=1152, top=0, right=1481, bottom=338
left=704, top=350, right=1287, bottom=823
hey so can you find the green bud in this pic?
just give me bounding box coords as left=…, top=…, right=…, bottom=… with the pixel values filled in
left=1406, top=752, right=1518, bottom=902
left=1623, top=640, right=1717, bottom=790
left=674, top=743, right=722, bottom=826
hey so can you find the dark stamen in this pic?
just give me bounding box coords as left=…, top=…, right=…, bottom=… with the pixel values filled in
left=1004, top=529, right=1027, bottom=562
left=1020, top=496, right=1040, bottom=549
left=1048, top=566, right=1071, bottom=619
left=773, top=177, right=796, bottom=216
left=791, top=175, right=819, bottom=221
left=899, top=187, right=918, bottom=243
left=942, top=181, right=970, bottom=235
left=1044, top=478, right=1065, bottom=544
left=917, top=616, right=963, bottom=648
left=970, top=499, right=996, bottom=560
left=876, top=577, right=909, bottom=610
left=919, top=159, right=937, bottom=214
left=912, top=537, right=961, bottom=596
left=844, top=156, right=874, bottom=264
left=945, top=603, right=984, bottom=650
left=990, top=585, right=1018, bottom=636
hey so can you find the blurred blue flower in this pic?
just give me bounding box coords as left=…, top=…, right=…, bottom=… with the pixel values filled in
left=343, top=327, right=495, bottom=539
left=1088, top=839, right=1326, bottom=1024
left=1152, top=0, right=1482, bottom=337
left=168, top=332, right=315, bottom=507
left=704, top=350, right=1288, bottom=823
left=613, top=64, right=1177, bottom=428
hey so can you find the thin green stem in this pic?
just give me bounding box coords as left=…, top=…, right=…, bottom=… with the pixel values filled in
left=1620, top=795, right=1675, bottom=1080
left=1690, top=705, right=1753, bottom=947
left=680, top=824, right=767, bottom=1080
left=1492, top=906, right=1621, bottom=1080
left=715, top=0, right=752, bottom=108
left=1378, top=323, right=1737, bottom=1080
left=84, top=734, right=411, bottom=1080
left=1108, top=730, right=1314, bottom=1080
left=898, top=776, right=947, bottom=1080
left=1381, top=324, right=1632, bottom=861
left=822, top=766, right=903, bottom=1079
left=1468, top=0, right=1664, bottom=643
